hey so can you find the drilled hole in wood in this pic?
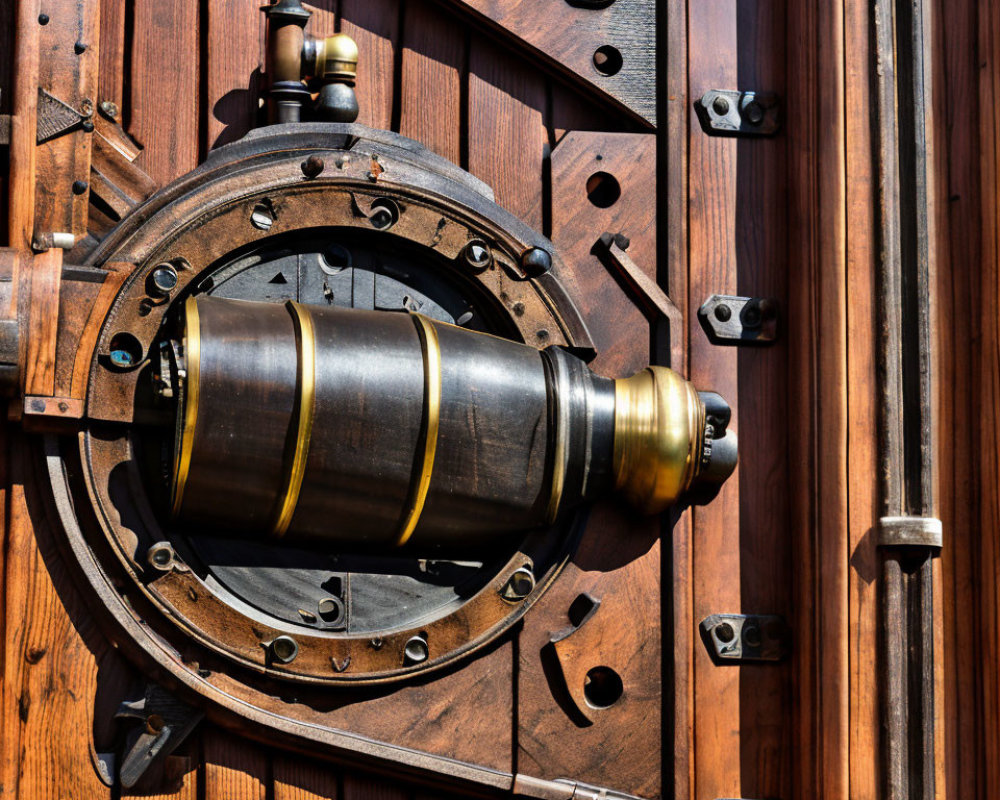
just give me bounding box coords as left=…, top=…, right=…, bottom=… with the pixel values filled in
left=584, top=665, right=624, bottom=708
left=586, top=172, right=621, bottom=208
left=593, top=45, right=623, bottom=76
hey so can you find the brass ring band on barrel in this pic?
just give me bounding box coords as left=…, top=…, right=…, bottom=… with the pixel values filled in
left=272, top=301, right=317, bottom=537
left=396, top=313, right=442, bottom=546
left=171, top=295, right=202, bottom=518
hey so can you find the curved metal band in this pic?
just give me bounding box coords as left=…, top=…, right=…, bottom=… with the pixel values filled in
left=543, top=351, right=570, bottom=524
left=171, top=296, right=201, bottom=517
left=396, top=314, right=442, bottom=546
left=273, top=301, right=317, bottom=537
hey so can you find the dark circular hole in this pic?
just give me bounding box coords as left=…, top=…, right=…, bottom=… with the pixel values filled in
left=583, top=666, right=624, bottom=709
left=404, top=633, right=429, bottom=664
left=714, top=621, right=735, bottom=643
left=108, top=332, right=144, bottom=369
left=586, top=172, right=621, bottom=208
left=270, top=635, right=298, bottom=663
left=593, top=45, right=623, bottom=77
left=322, top=243, right=352, bottom=274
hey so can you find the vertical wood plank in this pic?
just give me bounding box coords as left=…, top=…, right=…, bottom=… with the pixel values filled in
left=7, top=0, right=40, bottom=250
left=206, top=0, right=265, bottom=149
left=0, top=440, right=112, bottom=800
left=203, top=729, right=268, bottom=800
left=686, top=4, right=741, bottom=799
left=273, top=756, right=338, bottom=800
left=98, top=0, right=126, bottom=111
left=130, top=0, right=199, bottom=184
left=339, top=0, right=399, bottom=130
left=0, top=0, right=15, bottom=248
left=467, top=33, right=545, bottom=228
left=398, top=2, right=464, bottom=164
left=23, top=249, right=61, bottom=397
left=844, top=1, right=880, bottom=798
left=787, top=0, right=850, bottom=799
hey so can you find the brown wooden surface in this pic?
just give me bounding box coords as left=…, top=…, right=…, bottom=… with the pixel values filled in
left=6, top=0, right=995, bottom=797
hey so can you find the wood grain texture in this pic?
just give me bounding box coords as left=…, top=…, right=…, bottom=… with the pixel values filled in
left=467, top=33, right=545, bottom=228
left=398, top=1, right=465, bottom=164
left=206, top=0, right=265, bottom=149
left=273, top=755, right=339, bottom=800
left=685, top=4, right=741, bottom=799
left=0, top=438, right=112, bottom=800
left=203, top=728, right=268, bottom=800
left=339, top=0, right=399, bottom=130
left=787, top=1, right=850, bottom=799
left=98, top=0, right=126, bottom=111
left=22, top=249, right=61, bottom=397
left=844, top=0, right=879, bottom=797
left=6, top=0, right=40, bottom=250
left=129, top=0, right=199, bottom=184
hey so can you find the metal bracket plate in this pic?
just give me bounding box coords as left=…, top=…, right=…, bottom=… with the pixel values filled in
left=36, top=87, right=91, bottom=144
left=695, top=90, right=780, bottom=136
left=698, top=295, right=778, bottom=345
left=700, top=614, right=789, bottom=664
left=877, top=515, right=943, bottom=549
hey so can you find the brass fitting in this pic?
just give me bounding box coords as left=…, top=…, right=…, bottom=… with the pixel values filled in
left=303, top=34, right=360, bottom=122
left=613, top=367, right=737, bottom=513
left=265, top=0, right=312, bottom=124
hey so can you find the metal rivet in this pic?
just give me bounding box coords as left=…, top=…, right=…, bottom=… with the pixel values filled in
left=714, top=304, right=732, bottom=322
left=521, top=247, right=552, bottom=277
left=369, top=636, right=384, bottom=650
left=38, top=13, right=49, bottom=24
left=301, top=155, right=325, bottom=179
left=72, top=180, right=88, bottom=195
left=714, top=621, right=735, bottom=643
left=148, top=263, right=178, bottom=296
left=81, top=120, right=94, bottom=133
left=147, top=542, right=175, bottom=571
left=74, top=41, right=87, bottom=54
left=744, top=101, right=764, bottom=126
left=251, top=202, right=275, bottom=231
left=403, top=635, right=428, bottom=665
left=463, top=240, right=492, bottom=270
left=99, top=100, right=119, bottom=119
left=712, top=95, right=730, bottom=116
left=268, top=635, right=299, bottom=664
left=501, top=566, right=536, bottom=602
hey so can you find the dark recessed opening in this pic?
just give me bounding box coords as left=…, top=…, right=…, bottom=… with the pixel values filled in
left=583, top=665, right=624, bottom=709
left=593, top=45, right=623, bottom=77
left=586, top=172, right=621, bottom=208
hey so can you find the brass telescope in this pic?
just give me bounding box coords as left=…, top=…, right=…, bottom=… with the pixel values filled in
left=169, top=296, right=737, bottom=548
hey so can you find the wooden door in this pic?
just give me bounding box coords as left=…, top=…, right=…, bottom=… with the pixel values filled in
left=1, top=0, right=994, bottom=798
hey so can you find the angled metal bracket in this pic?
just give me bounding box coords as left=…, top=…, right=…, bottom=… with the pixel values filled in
left=698, top=294, right=779, bottom=345
left=36, top=87, right=93, bottom=144
left=695, top=90, right=780, bottom=137
left=700, top=613, right=789, bottom=664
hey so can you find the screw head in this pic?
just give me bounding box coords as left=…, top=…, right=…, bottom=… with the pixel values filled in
left=38, top=13, right=49, bottom=24
left=268, top=635, right=299, bottom=664
left=714, top=304, right=732, bottom=322
left=150, top=263, right=178, bottom=295
left=744, top=101, right=764, bottom=126
left=301, top=155, right=325, bottom=179
left=147, top=542, right=174, bottom=571
left=403, top=635, right=429, bottom=665
left=712, top=95, right=730, bottom=116
left=501, top=567, right=536, bottom=602
left=72, top=180, right=88, bottom=195
left=714, top=622, right=735, bottom=643
left=521, top=247, right=552, bottom=277
left=74, top=41, right=87, bottom=54
left=463, top=240, right=492, bottom=270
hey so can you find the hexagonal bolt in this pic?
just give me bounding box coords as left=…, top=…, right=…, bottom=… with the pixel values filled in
left=500, top=566, right=536, bottom=602
left=403, top=634, right=428, bottom=665
left=268, top=635, right=299, bottom=664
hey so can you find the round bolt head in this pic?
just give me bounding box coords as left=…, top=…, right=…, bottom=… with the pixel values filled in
left=150, top=264, right=178, bottom=295
left=714, top=621, right=735, bottom=643
left=403, top=635, right=428, bottom=665
left=521, top=247, right=552, bottom=277
left=712, top=95, right=730, bottom=116
left=501, top=567, right=536, bottom=602
left=147, top=542, right=174, bottom=571
left=463, top=240, right=492, bottom=270
left=100, top=100, right=119, bottom=118
left=744, top=101, right=764, bottom=125
left=714, top=303, right=732, bottom=322
left=301, top=155, right=325, bottom=179
left=72, top=180, right=89, bottom=195
left=269, top=635, right=299, bottom=664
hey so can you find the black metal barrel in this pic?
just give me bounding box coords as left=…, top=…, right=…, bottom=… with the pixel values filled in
left=170, top=296, right=735, bottom=548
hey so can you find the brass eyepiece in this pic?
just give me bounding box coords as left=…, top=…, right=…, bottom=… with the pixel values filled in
left=613, top=367, right=737, bottom=514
